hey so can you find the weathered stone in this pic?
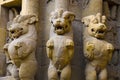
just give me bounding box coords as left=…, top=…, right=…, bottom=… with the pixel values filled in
left=9, top=8, right=19, bottom=21
left=111, top=5, right=117, bottom=20
left=21, top=0, right=39, bottom=15
left=6, top=63, right=19, bottom=80
left=4, top=15, right=38, bottom=80
left=82, top=0, right=103, bottom=17
left=0, top=0, right=120, bottom=80
left=0, top=0, right=21, bottom=7
left=82, top=13, right=114, bottom=80
left=0, top=76, right=16, bottom=80
left=55, top=0, right=68, bottom=11
left=103, top=1, right=111, bottom=19
left=0, top=28, right=6, bottom=50
left=117, top=6, right=120, bottom=24
left=111, top=0, right=120, bottom=4
left=0, top=53, right=6, bottom=76
left=46, top=9, right=75, bottom=80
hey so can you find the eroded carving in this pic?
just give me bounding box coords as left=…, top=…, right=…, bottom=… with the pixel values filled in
left=4, top=39, right=19, bottom=80
left=4, top=9, right=19, bottom=79
left=4, top=15, right=38, bottom=80
left=82, top=13, right=114, bottom=80
left=46, top=9, right=75, bottom=80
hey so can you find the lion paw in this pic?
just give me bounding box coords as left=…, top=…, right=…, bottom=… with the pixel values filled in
left=15, top=42, right=24, bottom=49
left=66, top=39, right=74, bottom=48
left=86, top=42, right=95, bottom=52
left=107, top=44, right=114, bottom=51
left=15, top=42, right=26, bottom=57
left=3, top=43, right=9, bottom=51
left=85, top=42, right=95, bottom=60
left=46, top=39, right=54, bottom=49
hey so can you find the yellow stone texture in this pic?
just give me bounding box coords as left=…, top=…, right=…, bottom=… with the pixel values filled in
left=0, top=28, right=6, bottom=51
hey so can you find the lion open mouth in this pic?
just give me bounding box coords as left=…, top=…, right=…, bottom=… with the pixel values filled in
left=54, top=25, right=65, bottom=35
left=95, top=29, right=106, bottom=39
left=55, top=26, right=64, bottom=31
left=97, top=30, right=105, bottom=34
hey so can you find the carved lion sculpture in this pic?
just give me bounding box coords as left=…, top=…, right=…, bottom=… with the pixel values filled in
left=82, top=13, right=114, bottom=80
left=46, top=9, right=75, bottom=80
left=4, top=15, right=38, bottom=80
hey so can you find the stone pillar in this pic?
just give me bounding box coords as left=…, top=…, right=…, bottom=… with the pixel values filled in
left=82, top=1, right=116, bottom=80
left=0, top=6, right=7, bottom=50
left=0, top=6, right=8, bottom=76
left=82, top=0, right=103, bottom=17
left=20, top=0, right=40, bottom=33
left=20, top=0, right=40, bottom=39
left=103, top=1, right=110, bottom=19
left=117, top=6, right=120, bottom=24
left=0, top=28, right=6, bottom=50
left=117, top=6, right=120, bottom=44
left=111, top=5, right=117, bottom=20
left=55, top=0, right=69, bottom=10
left=21, top=0, right=39, bottom=15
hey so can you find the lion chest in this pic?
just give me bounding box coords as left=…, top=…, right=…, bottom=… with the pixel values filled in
left=93, top=39, right=110, bottom=58
left=94, top=40, right=106, bottom=55
left=51, top=36, right=71, bottom=69
left=52, top=36, right=69, bottom=59
left=88, top=39, right=112, bottom=66
left=8, top=39, right=26, bottom=59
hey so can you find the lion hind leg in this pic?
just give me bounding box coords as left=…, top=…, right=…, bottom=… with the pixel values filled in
left=48, top=65, right=58, bottom=80
left=85, top=64, right=97, bottom=80
left=99, top=68, right=107, bottom=80
left=60, top=65, right=71, bottom=80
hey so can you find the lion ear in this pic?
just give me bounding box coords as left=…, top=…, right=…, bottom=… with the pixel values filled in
left=49, top=11, right=58, bottom=24
left=27, top=16, right=38, bottom=24
left=82, top=17, right=90, bottom=26
left=69, top=14, right=75, bottom=22
left=7, top=21, right=13, bottom=30
left=63, top=11, right=75, bottom=22
left=82, top=15, right=95, bottom=26
left=49, top=12, right=55, bottom=23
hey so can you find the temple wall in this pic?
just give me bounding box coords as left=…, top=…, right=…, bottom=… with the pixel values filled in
left=0, top=0, right=119, bottom=80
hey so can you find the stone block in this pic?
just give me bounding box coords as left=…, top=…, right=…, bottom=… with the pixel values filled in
left=0, top=53, right=6, bottom=76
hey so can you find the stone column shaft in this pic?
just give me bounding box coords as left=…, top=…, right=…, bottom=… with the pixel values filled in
left=0, top=6, right=8, bottom=76
left=55, top=0, right=69, bottom=10
left=103, top=1, right=110, bottom=18
left=21, top=0, right=39, bottom=15
left=117, top=6, right=120, bottom=23
left=82, top=0, right=103, bottom=17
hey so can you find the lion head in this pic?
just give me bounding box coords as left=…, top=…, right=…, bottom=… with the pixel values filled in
left=50, top=9, right=75, bottom=35
left=7, top=15, right=38, bottom=39
left=82, top=13, right=107, bottom=39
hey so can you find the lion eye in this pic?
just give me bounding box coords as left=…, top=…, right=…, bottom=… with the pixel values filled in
left=91, top=28, right=95, bottom=32
left=11, top=31, right=15, bottom=34
left=20, top=28, right=23, bottom=30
